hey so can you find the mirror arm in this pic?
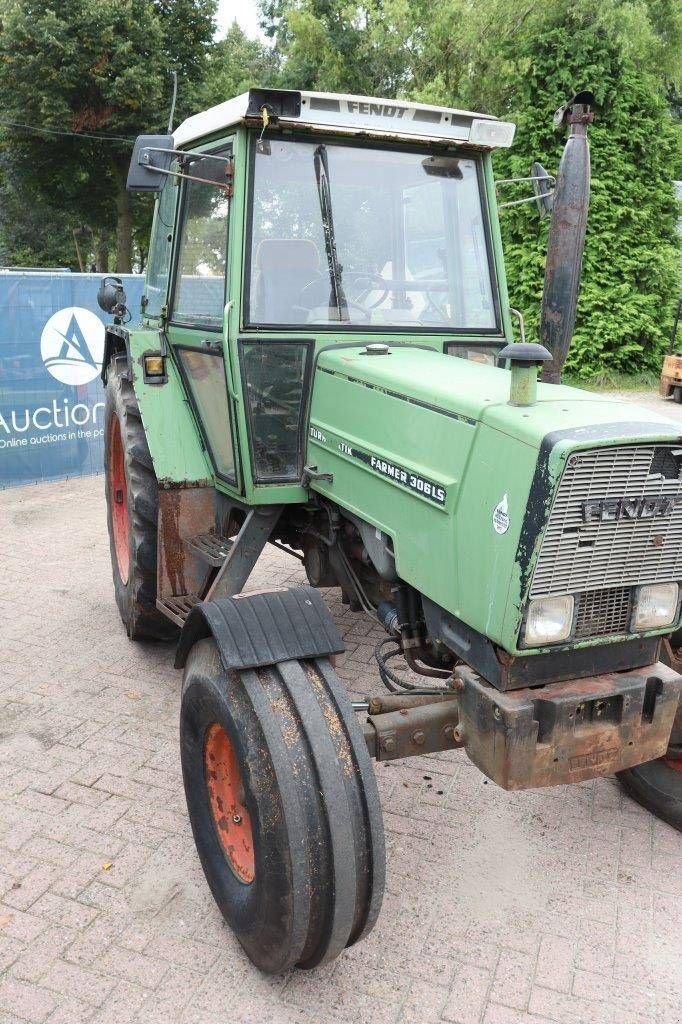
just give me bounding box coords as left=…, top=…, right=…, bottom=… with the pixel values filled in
left=495, top=175, right=556, bottom=187
left=498, top=191, right=555, bottom=210
left=138, top=151, right=233, bottom=194
left=138, top=148, right=234, bottom=193
left=509, top=307, right=527, bottom=344
left=141, top=147, right=234, bottom=166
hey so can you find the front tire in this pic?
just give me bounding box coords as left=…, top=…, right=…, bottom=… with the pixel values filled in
left=618, top=753, right=682, bottom=832
left=180, top=638, right=385, bottom=973
left=104, top=355, right=177, bottom=641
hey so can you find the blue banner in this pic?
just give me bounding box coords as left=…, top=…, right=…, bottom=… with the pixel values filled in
left=0, top=271, right=144, bottom=488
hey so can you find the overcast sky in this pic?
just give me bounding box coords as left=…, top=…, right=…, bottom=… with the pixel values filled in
left=215, top=0, right=267, bottom=41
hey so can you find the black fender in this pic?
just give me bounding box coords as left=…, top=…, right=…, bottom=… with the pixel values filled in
left=101, top=325, right=131, bottom=385
left=174, top=585, right=345, bottom=672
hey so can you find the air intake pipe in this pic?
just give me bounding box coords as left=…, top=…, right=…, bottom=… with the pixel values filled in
left=539, top=91, right=595, bottom=384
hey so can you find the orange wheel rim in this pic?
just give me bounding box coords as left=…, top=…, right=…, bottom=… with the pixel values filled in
left=664, top=756, right=682, bottom=773
left=108, top=415, right=130, bottom=584
left=204, top=723, right=255, bottom=883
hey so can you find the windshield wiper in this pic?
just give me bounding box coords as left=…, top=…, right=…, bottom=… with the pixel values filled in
left=313, top=144, right=349, bottom=321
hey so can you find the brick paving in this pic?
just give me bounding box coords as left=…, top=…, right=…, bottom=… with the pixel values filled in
left=2, top=403, right=682, bottom=1023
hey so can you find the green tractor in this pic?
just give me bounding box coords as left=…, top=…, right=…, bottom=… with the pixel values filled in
left=99, top=87, right=682, bottom=973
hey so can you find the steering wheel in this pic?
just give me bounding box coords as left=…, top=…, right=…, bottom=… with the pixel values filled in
left=297, top=271, right=391, bottom=319
left=342, top=271, right=391, bottom=309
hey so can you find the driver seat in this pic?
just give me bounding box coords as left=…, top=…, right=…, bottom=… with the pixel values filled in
left=253, top=238, right=320, bottom=323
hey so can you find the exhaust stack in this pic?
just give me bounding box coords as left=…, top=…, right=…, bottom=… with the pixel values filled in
left=499, top=343, right=552, bottom=406
left=540, top=91, right=595, bottom=384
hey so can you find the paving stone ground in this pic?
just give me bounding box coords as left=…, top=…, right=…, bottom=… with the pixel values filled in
left=1, top=390, right=682, bottom=1024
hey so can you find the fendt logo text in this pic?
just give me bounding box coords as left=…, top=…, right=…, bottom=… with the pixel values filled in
left=40, top=306, right=105, bottom=385
left=581, top=496, right=676, bottom=523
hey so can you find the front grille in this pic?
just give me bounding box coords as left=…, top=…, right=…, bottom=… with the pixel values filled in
left=574, top=587, right=632, bottom=638
left=530, top=444, right=682, bottom=599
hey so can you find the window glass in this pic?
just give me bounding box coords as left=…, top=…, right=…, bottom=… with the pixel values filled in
left=145, top=177, right=177, bottom=317
left=446, top=343, right=500, bottom=365
left=177, top=349, right=235, bottom=481
left=240, top=342, right=311, bottom=482
left=173, top=150, right=231, bottom=326
left=248, top=138, right=496, bottom=330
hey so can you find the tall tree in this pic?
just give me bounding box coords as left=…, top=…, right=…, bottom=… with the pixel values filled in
left=202, top=21, right=278, bottom=107
left=0, top=0, right=216, bottom=272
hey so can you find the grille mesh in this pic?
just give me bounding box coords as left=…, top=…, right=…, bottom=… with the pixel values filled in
left=530, top=444, right=682, bottom=598
left=574, top=587, right=632, bottom=639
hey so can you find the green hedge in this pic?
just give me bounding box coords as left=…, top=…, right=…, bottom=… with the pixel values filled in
left=494, top=17, right=680, bottom=378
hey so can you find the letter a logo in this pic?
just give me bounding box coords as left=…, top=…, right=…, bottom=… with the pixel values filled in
left=40, top=307, right=105, bottom=385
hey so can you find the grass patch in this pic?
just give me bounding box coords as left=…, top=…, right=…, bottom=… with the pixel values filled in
left=562, top=369, right=660, bottom=392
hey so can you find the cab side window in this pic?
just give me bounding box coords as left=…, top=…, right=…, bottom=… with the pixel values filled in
left=144, top=176, right=177, bottom=318
left=172, top=149, right=231, bottom=327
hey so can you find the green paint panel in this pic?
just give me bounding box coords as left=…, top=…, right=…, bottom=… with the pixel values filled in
left=308, top=345, right=682, bottom=653
left=127, top=328, right=211, bottom=486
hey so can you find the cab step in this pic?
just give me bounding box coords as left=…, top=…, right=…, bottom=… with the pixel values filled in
left=157, top=594, right=200, bottom=627
left=186, top=532, right=233, bottom=567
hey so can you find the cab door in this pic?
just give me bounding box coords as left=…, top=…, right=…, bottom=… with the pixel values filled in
left=166, top=143, right=241, bottom=493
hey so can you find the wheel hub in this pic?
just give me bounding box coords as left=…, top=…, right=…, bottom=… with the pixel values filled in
left=107, top=415, right=130, bottom=584
left=204, top=723, right=255, bottom=883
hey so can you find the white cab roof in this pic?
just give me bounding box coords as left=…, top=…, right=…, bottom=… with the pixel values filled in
left=173, top=88, right=515, bottom=150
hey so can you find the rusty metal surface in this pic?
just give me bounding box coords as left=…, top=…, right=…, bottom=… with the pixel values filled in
left=364, top=696, right=462, bottom=762
left=456, top=662, right=682, bottom=790
left=659, top=639, right=682, bottom=754
left=157, top=486, right=216, bottom=602
left=367, top=693, right=455, bottom=715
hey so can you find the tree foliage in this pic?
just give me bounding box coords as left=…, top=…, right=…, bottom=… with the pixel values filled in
left=201, top=21, right=277, bottom=108
left=263, top=0, right=681, bottom=378
left=0, top=0, right=678, bottom=377
left=493, top=4, right=680, bottom=376
left=0, top=0, right=216, bottom=271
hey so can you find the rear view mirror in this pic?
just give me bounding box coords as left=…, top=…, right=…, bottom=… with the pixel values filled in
left=532, top=162, right=554, bottom=218
left=126, top=135, right=175, bottom=192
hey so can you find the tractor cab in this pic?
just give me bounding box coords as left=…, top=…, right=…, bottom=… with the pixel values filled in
left=116, top=87, right=516, bottom=502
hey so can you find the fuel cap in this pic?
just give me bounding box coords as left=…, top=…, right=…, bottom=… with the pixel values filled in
left=363, top=343, right=390, bottom=355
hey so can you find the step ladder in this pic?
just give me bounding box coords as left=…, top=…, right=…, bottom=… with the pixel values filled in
left=156, top=531, right=233, bottom=625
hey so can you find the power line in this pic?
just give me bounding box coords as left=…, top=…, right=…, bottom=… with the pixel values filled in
left=0, top=118, right=135, bottom=142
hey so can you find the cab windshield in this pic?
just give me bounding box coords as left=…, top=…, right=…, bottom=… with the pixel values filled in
left=246, top=136, right=498, bottom=331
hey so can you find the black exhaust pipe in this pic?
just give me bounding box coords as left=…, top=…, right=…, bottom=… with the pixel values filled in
left=540, top=91, right=595, bottom=384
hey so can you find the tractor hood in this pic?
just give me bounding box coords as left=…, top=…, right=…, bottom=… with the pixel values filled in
left=313, top=344, right=680, bottom=447
left=307, top=344, right=682, bottom=657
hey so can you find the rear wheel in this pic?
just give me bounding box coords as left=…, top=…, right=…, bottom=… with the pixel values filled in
left=104, top=356, right=177, bottom=641
left=180, top=638, right=385, bottom=973
left=617, top=751, right=682, bottom=832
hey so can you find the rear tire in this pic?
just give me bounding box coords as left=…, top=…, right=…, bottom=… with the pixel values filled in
left=617, top=753, right=682, bottom=832
left=180, top=638, right=385, bottom=973
left=104, top=355, right=177, bottom=641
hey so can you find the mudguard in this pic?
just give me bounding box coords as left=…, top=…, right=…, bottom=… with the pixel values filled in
left=175, top=585, right=345, bottom=671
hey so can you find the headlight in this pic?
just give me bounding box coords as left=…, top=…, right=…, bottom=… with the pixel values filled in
left=632, top=583, right=679, bottom=631
left=524, top=595, right=574, bottom=646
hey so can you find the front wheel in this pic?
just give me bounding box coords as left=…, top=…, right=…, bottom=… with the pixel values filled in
left=180, top=639, right=385, bottom=973
left=617, top=753, right=682, bottom=831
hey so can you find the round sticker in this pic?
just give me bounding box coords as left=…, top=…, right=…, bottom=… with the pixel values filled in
left=493, top=494, right=510, bottom=534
